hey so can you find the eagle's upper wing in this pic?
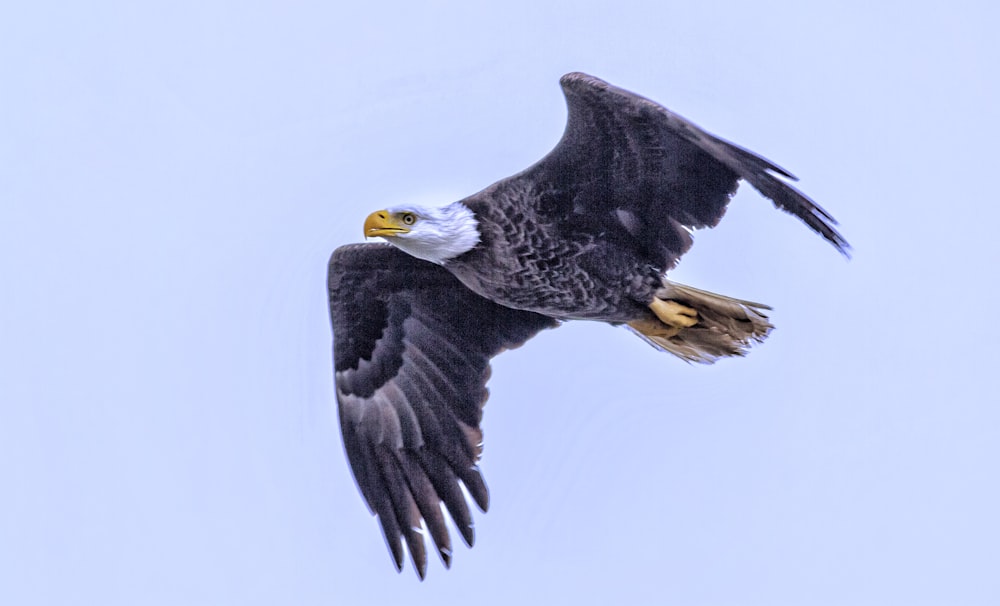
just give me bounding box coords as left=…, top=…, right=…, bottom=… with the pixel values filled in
left=510, top=72, right=849, bottom=268
left=328, top=243, right=558, bottom=578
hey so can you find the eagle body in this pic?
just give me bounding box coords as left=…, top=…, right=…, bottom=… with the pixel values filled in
left=328, top=72, right=849, bottom=578
left=447, top=180, right=661, bottom=322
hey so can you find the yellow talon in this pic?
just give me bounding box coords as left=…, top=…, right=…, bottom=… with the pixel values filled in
left=649, top=299, right=698, bottom=328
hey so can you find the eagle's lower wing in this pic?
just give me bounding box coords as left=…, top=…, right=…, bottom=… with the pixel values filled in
left=328, top=244, right=558, bottom=578
left=513, top=72, right=849, bottom=267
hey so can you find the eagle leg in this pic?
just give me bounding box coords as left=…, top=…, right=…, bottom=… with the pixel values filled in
left=627, top=299, right=699, bottom=340
left=649, top=298, right=699, bottom=329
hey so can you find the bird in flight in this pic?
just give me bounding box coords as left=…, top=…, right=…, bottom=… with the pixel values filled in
left=327, top=72, right=848, bottom=578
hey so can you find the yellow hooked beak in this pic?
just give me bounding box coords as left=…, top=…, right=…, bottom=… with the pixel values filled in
left=363, top=210, right=410, bottom=238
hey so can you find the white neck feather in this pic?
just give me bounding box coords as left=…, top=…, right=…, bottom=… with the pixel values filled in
left=385, top=201, right=480, bottom=264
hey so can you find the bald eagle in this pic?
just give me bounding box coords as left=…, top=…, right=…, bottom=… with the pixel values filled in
left=328, top=73, right=848, bottom=578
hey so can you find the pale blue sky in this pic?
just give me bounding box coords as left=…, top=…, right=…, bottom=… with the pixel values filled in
left=2, top=2, right=999, bottom=605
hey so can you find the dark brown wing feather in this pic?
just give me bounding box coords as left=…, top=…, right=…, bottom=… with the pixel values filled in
left=504, top=72, right=849, bottom=269
left=328, top=243, right=557, bottom=578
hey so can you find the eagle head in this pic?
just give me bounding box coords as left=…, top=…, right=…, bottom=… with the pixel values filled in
left=363, top=202, right=480, bottom=265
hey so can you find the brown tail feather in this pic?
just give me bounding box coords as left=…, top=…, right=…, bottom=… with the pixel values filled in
left=628, top=280, right=774, bottom=364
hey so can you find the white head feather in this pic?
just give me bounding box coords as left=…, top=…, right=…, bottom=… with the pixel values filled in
left=373, top=201, right=480, bottom=265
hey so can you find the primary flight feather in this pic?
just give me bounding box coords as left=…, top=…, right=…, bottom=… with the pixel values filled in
left=327, top=72, right=848, bottom=578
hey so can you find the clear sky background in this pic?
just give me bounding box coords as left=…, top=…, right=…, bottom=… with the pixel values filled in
left=2, top=2, right=998, bottom=605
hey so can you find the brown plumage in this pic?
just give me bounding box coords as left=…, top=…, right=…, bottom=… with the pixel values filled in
left=328, top=72, right=848, bottom=578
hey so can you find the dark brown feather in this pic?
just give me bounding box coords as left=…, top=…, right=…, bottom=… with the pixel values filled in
left=329, top=244, right=557, bottom=577
left=450, top=73, right=848, bottom=324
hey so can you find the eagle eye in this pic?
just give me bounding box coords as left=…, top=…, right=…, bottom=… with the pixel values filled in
left=400, top=213, right=416, bottom=226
